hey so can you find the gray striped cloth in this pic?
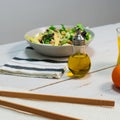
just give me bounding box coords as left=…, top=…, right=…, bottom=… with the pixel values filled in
left=0, top=47, right=67, bottom=79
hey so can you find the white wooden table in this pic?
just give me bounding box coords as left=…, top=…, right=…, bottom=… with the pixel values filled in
left=0, top=23, right=120, bottom=120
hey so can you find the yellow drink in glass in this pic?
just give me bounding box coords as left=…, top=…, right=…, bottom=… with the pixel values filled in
left=116, top=28, right=120, bottom=65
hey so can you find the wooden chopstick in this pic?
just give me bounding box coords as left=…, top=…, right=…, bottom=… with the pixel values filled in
left=0, top=99, right=79, bottom=120
left=0, top=90, right=115, bottom=107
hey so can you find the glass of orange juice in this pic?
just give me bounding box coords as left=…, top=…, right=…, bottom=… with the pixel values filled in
left=116, top=27, right=120, bottom=65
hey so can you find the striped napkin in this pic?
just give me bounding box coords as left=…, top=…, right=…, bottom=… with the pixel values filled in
left=0, top=47, right=67, bottom=79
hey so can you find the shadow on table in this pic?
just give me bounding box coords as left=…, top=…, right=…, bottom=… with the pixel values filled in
left=100, top=81, right=120, bottom=96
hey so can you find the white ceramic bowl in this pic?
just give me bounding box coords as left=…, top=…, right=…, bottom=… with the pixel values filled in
left=24, top=25, right=94, bottom=57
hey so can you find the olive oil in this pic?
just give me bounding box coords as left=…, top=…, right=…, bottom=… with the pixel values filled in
left=68, top=48, right=91, bottom=77
left=67, top=31, right=91, bottom=78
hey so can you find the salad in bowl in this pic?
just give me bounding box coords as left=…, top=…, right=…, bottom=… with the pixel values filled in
left=25, top=24, right=94, bottom=57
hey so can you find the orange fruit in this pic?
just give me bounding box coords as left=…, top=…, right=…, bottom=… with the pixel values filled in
left=112, top=65, right=120, bottom=88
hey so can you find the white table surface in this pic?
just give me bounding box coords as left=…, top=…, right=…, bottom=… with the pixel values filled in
left=0, top=23, right=120, bottom=120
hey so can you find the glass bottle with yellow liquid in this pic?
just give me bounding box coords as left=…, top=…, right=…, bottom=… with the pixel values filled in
left=68, top=32, right=91, bottom=78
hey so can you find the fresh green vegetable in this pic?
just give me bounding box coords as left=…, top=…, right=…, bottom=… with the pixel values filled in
left=49, top=25, right=56, bottom=31
left=76, top=23, right=85, bottom=31
left=61, top=24, right=66, bottom=31
left=25, top=24, right=92, bottom=46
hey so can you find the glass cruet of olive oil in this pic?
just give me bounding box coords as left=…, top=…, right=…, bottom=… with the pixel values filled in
left=68, top=31, right=91, bottom=78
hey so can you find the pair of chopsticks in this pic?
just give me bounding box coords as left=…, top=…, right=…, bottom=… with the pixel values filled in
left=0, top=90, right=115, bottom=120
